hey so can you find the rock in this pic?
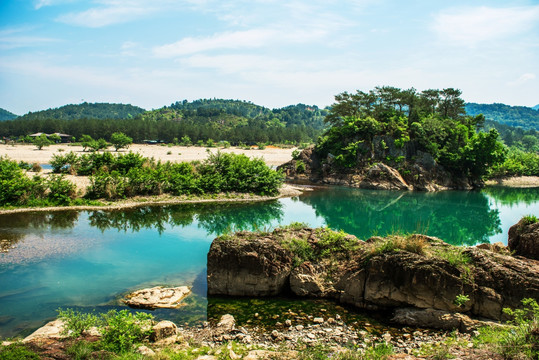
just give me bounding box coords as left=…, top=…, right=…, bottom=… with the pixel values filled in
left=23, top=319, right=66, bottom=343
left=360, top=163, right=412, bottom=191
left=136, top=345, right=155, bottom=357
left=313, top=317, right=324, bottom=324
left=285, top=319, right=292, bottom=326
left=207, top=233, right=294, bottom=296
left=124, top=286, right=191, bottom=309
left=151, top=320, right=178, bottom=341
left=392, top=308, right=503, bottom=332
left=508, top=218, right=539, bottom=260
left=217, top=314, right=235, bottom=332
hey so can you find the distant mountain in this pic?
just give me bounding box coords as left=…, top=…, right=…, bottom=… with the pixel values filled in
left=17, top=102, right=146, bottom=121
left=0, top=108, right=18, bottom=121
left=465, top=103, right=539, bottom=131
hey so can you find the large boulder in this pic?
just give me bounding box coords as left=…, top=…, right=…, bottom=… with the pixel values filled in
left=508, top=218, right=539, bottom=260
left=207, top=232, right=294, bottom=296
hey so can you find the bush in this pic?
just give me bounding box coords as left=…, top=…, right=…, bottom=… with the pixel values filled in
left=51, top=151, right=80, bottom=174
left=0, top=343, right=40, bottom=360
left=100, top=310, right=153, bottom=353
left=57, top=308, right=99, bottom=338
left=47, top=175, right=77, bottom=205
left=87, top=170, right=127, bottom=199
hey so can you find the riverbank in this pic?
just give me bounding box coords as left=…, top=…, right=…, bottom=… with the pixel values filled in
left=0, top=184, right=304, bottom=215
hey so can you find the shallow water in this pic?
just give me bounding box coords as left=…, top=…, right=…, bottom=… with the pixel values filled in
left=0, top=186, right=538, bottom=338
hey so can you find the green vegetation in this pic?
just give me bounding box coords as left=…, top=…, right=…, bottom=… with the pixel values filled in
left=473, top=298, right=539, bottom=360
left=454, top=294, right=470, bottom=308
left=0, top=342, right=40, bottom=359
left=369, top=234, right=429, bottom=256
left=16, top=102, right=145, bottom=121
left=57, top=308, right=99, bottom=338
left=0, top=107, right=18, bottom=121
left=110, top=132, right=133, bottom=151
left=2, top=150, right=283, bottom=208
left=522, top=214, right=538, bottom=225
left=489, top=147, right=539, bottom=177
left=466, top=102, right=539, bottom=131
left=0, top=99, right=325, bottom=145
left=32, top=134, right=52, bottom=150
left=317, top=87, right=506, bottom=182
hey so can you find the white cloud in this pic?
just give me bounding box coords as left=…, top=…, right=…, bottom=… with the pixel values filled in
left=508, top=73, right=536, bottom=86
left=433, top=5, right=539, bottom=47
left=153, top=29, right=277, bottom=57
left=57, top=4, right=152, bottom=27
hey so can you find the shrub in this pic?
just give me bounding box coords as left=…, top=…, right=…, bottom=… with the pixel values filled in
left=100, top=309, right=153, bottom=353
left=86, top=170, right=127, bottom=199
left=57, top=308, right=99, bottom=338
left=47, top=175, right=77, bottom=205
left=31, top=163, right=42, bottom=172
left=281, top=237, right=314, bottom=266
left=292, top=149, right=301, bottom=160
left=51, top=151, right=80, bottom=174
left=296, top=160, right=306, bottom=173
left=0, top=343, right=40, bottom=360
left=454, top=294, right=470, bottom=308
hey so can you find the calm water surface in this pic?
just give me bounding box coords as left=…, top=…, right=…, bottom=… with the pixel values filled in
left=1, top=186, right=538, bottom=338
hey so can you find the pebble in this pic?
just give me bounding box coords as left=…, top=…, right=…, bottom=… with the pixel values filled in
left=313, top=317, right=324, bottom=324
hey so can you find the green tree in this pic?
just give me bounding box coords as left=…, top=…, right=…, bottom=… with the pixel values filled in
left=80, top=135, right=94, bottom=152
left=110, top=132, right=133, bottom=151
left=33, top=134, right=53, bottom=150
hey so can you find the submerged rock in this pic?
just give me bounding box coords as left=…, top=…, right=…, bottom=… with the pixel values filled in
left=124, top=286, right=191, bottom=309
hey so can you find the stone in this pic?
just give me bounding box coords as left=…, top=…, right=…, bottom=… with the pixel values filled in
left=124, top=286, right=191, bottom=309
left=136, top=345, right=155, bottom=357
left=217, top=314, right=235, bottom=332
left=313, top=317, right=324, bottom=324
left=151, top=320, right=178, bottom=342
left=23, top=319, right=66, bottom=343
left=508, top=218, right=539, bottom=260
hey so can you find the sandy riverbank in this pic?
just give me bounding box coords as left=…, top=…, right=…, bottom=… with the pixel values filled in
left=0, top=143, right=295, bottom=166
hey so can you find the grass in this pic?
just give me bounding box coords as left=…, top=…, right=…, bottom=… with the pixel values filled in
left=369, top=234, right=429, bottom=256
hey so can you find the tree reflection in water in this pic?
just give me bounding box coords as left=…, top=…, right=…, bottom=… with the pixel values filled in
left=88, top=201, right=284, bottom=236
left=298, top=188, right=502, bottom=246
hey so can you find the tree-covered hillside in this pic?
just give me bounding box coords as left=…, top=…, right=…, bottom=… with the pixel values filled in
left=465, top=103, right=539, bottom=131
left=17, top=102, right=146, bottom=121
left=0, top=99, right=324, bottom=144
left=0, top=108, right=17, bottom=121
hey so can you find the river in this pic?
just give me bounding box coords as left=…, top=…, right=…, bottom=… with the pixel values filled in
left=0, top=186, right=538, bottom=338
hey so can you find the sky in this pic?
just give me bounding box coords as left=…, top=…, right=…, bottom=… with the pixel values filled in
left=0, top=0, right=538, bottom=115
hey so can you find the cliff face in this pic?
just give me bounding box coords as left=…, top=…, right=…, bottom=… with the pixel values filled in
left=207, top=227, right=539, bottom=324
left=279, top=139, right=474, bottom=191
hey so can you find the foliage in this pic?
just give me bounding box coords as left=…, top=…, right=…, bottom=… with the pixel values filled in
left=489, top=147, right=539, bottom=177
left=317, top=87, right=505, bottom=181
left=110, top=132, right=133, bottom=151
left=65, top=340, right=97, bottom=360
left=370, top=235, right=428, bottom=256
left=0, top=107, right=18, bottom=121
left=57, top=308, right=99, bottom=338
left=100, top=310, right=154, bottom=353
left=473, top=298, right=539, bottom=360
left=47, top=174, right=77, bottom=204
left=454, top=294, right=470, bottom=308
left=521, top=214, right=538, bottom=225
left=32, top=134, right=52, bottom=150
left=0, top=343, right=40, bottom=360
left=16, top=102, right=145, bottom=121
left=295, top=160, right=306, bottom=173
left=87, top=138, right=109, bottom=152
left=466, top=102, right=539, bottom=131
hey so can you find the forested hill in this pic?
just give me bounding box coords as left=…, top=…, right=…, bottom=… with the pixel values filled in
left=465, top=103, right=539, bottom=131
left=168, top=99, right=327, bottom=129
left=16, top=102, right=146, bottom=121
left=0, top=108, right=18, bottom=121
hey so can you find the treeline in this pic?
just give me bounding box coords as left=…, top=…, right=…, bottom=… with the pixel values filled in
left=317, top=86, right=505, bottom=180
left=465, top=102, right=539, bottom=131
left=16, top=102, right=146, bottom=121
left=0, top=100, right=324, bottom=144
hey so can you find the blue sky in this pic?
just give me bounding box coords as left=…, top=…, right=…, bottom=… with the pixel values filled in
left=1, top=0, right=538, bottom=115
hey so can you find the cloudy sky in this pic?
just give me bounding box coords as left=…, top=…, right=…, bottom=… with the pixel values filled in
left=1, top=0, right=538, bottom=115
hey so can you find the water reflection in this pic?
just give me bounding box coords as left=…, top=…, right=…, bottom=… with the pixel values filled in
left=88, top=201, right=284, bottom=236
left=299, top=188, right=502, bottom=245
left=483, top=186, right=539, bottom=206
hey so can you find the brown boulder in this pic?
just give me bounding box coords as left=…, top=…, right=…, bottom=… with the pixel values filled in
left=360, top=163, right=412, bottom=190
left=508, top=218, right=539, bottom=260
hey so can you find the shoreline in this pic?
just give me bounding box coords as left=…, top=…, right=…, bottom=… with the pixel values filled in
left=0, top=184, right=304, bottom=215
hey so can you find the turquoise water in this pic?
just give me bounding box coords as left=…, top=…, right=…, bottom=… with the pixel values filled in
left=0, top=186, right=538, bottom=338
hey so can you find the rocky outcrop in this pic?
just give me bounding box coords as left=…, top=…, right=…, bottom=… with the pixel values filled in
left=278, top=144, right=473, bottom=191
left=124, top=286, right=191, bottom=309
left=207, top=231, right=294, bottom=296
left=508, top=218, right=539, bottom=260
left=207, top=228, right=539, bottom=328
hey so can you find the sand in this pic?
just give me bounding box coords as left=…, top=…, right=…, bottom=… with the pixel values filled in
left=0, top=143, right=295, bottom=166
